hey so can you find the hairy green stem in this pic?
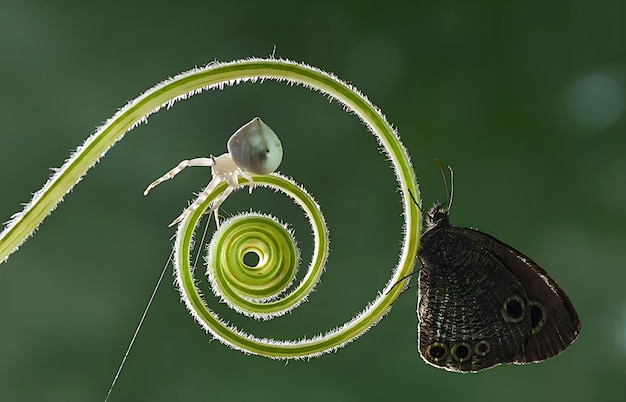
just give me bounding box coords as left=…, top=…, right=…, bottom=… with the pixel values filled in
left=0, top=58, right=421, bottom=358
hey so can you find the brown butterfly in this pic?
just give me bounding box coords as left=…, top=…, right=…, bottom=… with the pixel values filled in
left=416, top=166, right=581, bottom=372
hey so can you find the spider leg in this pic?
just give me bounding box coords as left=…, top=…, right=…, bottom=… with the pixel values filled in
left=168, top=178, right=237, bottom=227
left=238, top=169, right=255, bottom=194
left=207, top=185, right=235, bottom=229
left=144, top=157, right=214, bottom=196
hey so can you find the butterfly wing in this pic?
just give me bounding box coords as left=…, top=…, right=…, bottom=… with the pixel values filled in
left=457, top=227, right=581, bottom=363
left=417, top=223, right=580, bottom=372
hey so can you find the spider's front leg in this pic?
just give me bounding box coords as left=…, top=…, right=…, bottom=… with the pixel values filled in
left=169, top=185, right=236, bottom=228
left=143, top=157, right=214, bottom=196
left=166, top=154, right=241, bottom=227
left=145, top=117, right=283, bottom=227
left=168, top=171, right=239, bottom=227
left=238, top=169, right=255, bottom=194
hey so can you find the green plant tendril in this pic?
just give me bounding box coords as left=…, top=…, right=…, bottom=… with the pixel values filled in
left=209, top=212, right=300, bottom=303
left=0, top=58, right=421, bottom=359
left=200, top=174, right=326, bottom=320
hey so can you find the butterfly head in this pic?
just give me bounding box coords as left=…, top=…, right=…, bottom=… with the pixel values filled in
left=426, top=202, right=452, bottom=230
left=424, top=161, right=455, bottom=231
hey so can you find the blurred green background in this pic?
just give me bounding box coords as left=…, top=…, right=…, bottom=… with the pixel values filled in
left=1, top=0, right=624, bottom=401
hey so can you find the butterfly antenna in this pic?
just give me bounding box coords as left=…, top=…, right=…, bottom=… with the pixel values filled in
left=447, top=165, right=454, bottom=211
left=434, top=158, right=453, bottom=210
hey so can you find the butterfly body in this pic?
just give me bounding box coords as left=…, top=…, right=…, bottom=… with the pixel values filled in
left=417, top=202, right=581, bottom=372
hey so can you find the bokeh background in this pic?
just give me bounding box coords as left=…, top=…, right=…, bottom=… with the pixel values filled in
left=1, top=1, right=625, bottom=401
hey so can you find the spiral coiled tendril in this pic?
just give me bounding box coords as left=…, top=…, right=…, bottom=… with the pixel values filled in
left=208, top=212, right=300, bottom=307
left=202, top=174, right=328, bottom=320
left=0, top=58, right=421, bottom=360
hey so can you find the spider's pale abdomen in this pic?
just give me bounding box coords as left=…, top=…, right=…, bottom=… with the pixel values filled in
left=227, top=117, right=283, bottom=175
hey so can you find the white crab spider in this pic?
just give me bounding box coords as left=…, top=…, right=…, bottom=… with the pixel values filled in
left=144, top=117, right=283, bottom=227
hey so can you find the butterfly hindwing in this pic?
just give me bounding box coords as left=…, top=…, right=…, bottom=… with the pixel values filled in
left=458, top=227, right=581, bottom=363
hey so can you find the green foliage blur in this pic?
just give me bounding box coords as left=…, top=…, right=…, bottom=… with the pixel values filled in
left=1, top=1, right=624, bottom=401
